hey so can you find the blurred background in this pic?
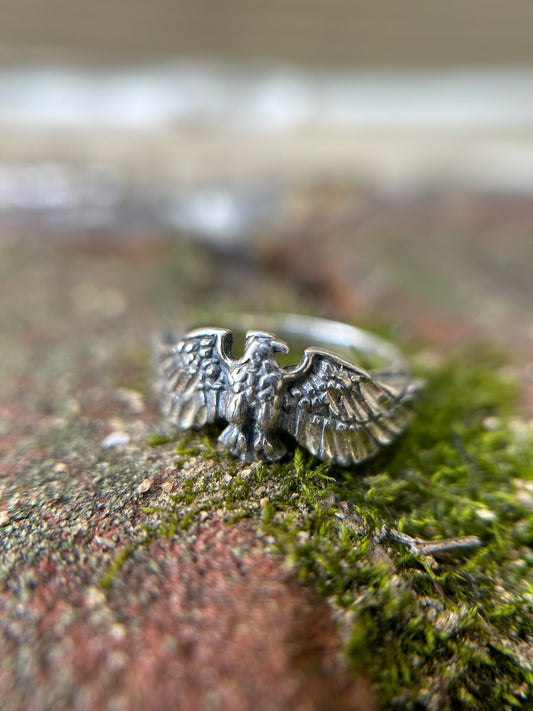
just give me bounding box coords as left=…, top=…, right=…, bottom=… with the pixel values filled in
left=3, top=1, right=533, bottom=197
left=1, top=0, right=533, bottom=386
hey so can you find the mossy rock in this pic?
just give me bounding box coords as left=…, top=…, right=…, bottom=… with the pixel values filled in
left=107, top=345, right=533, bottom=709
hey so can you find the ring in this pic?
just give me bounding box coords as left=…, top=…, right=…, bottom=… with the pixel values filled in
left=154, top=314, right=422, bottom=466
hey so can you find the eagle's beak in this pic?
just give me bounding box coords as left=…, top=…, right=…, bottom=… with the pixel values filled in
left=271, top=339, right=289, bottom=355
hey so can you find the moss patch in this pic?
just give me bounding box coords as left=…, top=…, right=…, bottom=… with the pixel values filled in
left=107, top=346, right=533, bottom=709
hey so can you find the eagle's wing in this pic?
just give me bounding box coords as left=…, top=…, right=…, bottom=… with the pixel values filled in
left=154, top=328, right=234, bottom=429
left=281, top=348, right=419, bottom=465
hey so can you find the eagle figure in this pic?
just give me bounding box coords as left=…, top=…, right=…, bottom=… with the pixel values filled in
left=155, top=328, right=418, bottom=465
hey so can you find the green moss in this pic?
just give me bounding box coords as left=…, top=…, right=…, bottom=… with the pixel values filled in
left=104, top=344, right=533, bottom=709
left=100, top=542, right=139, bottom=589
left=146, top=433, right=176, bottom=447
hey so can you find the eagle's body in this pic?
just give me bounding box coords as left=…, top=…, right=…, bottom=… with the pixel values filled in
left=220, top=340, right=286, bottom=461
left=156, top=327, right=419, bottom=465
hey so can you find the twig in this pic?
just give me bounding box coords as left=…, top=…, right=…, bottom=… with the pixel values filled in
left=379, top=525, right=482, bottom=556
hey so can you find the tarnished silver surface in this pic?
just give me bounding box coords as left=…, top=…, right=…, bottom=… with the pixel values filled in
left=155, top=315, right=422, bottom=465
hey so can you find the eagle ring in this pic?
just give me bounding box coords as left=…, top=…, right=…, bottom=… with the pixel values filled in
left=154, top=314, right=422, bottom=466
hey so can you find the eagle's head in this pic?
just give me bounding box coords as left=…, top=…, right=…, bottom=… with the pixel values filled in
left=242, top=330, right=289, bottom=365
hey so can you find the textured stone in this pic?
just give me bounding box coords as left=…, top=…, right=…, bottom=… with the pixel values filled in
left=0, top=230, right=375, bottom=711
left=1, top=186, right=532, bottom=709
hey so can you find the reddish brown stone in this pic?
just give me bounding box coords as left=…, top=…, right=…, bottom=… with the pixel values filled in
left=0, top=519, right=375, bottom=711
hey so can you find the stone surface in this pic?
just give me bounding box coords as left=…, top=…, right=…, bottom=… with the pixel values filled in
left=1, top=185, right=532, bottom=709
left=0, top=229, right=375, bottom=711
left=1, top=517, right=373, bottom=711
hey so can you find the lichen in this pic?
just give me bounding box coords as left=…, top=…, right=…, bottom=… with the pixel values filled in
left=105, top=345, right=533, bottom=709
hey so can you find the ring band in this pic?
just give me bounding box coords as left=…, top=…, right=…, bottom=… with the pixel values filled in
left=155, top=314, right=422, bottom=466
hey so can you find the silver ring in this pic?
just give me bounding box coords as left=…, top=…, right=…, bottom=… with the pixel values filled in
left=154, top=314, right=422, bottom=466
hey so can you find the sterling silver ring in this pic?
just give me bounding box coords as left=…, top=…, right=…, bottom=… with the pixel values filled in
left=155, top=314, right=422, bottom=466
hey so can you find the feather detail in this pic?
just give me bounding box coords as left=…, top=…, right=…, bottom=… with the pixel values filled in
left=154, top=328, right=233, bottom=429
left=281, top=348, right=418, bottom=465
